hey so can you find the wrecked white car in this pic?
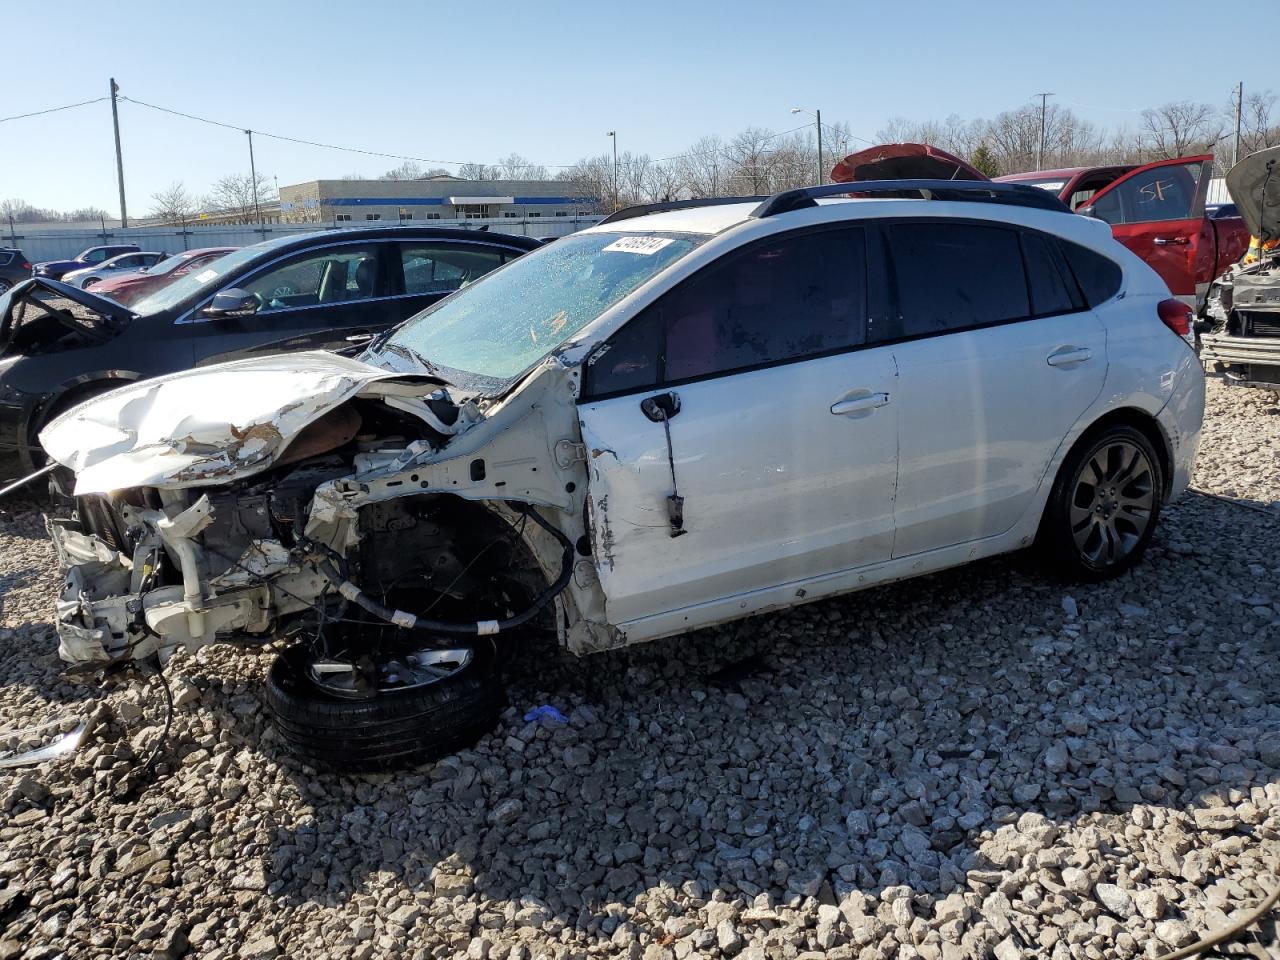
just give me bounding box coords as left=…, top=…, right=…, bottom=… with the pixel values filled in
left=41, top=182, right=1204, bottom=766
left=1202, top=145, right=1280, bottom=391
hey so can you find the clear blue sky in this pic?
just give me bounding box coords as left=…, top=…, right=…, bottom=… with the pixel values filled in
left=1, top=0, right=1268, bottom=216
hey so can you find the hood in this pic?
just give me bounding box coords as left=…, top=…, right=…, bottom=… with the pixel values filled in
left=1226, top=145, right=1280, bottom=242
left=830, top=143, right=989, bottom=183
left=40, top=351, right=446, bottom=495
left=0, top=277, right=136, bottom=336
left=33, top=260, right=77, bottom=272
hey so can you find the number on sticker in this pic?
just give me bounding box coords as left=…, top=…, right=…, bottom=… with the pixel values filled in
left=602, top=236, right=676, bottom=255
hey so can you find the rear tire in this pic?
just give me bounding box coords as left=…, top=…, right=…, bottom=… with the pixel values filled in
left=264, top=641, right=505, bottom=770
left=1036, top=424, right=1163, bottom=582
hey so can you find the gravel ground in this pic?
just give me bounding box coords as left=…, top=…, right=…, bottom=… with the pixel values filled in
left=0, top=378, right=1277, bottom=960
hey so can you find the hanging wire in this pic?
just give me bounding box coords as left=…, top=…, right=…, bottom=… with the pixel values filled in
left=0, top=97, right=109, bottom=124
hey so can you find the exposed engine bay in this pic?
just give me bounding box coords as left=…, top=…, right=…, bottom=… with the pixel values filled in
left=1202, top=251, right=1280, bottom=391
left=39, top=351, right=615, bottom=676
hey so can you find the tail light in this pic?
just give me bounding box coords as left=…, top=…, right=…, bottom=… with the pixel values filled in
left=1157, top=298, right=1194, bottom=345
left=20, top=262, right=30, bottom=270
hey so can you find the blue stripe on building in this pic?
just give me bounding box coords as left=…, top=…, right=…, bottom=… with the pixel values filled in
left=326, top=196, right=596, bottom=207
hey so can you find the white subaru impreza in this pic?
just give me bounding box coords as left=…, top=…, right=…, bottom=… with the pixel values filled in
left=41, top=180, right=1204, bottom=766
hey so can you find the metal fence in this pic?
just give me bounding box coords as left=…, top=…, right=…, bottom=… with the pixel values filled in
left=4, top=216, right=603, bottom=262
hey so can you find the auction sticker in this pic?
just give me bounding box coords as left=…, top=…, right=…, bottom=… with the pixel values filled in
left=193, top=269, right=219, bottom=284
left=602, top=236, right=675, bottom=255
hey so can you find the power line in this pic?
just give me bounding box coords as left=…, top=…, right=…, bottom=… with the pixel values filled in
left=0, top=96, right=109, bottom=124
left=120, top=94, right=863, bottom=173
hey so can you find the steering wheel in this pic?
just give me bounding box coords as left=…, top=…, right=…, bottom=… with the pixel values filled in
left=269, top=283, right=297, bottom=298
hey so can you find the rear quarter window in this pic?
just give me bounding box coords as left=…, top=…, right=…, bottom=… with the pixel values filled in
left=1060, top=242, right=1123, bottom=307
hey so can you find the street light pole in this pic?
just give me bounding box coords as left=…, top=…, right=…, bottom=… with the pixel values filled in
left=1035, top=92, right=1054, bottom=170
left=792, top=107, right=824, bottom=185
left=607, top=131, right=618, bottom=211
left=246, top=129, right=262, bottom=229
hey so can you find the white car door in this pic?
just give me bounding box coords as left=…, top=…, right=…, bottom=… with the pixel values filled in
left=886, top=221, right=1108, bottom=557
left=577, top=225, right=899, bottom=635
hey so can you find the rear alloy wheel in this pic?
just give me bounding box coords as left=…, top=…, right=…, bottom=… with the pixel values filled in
left=1038, top=425, right=1163, bottom=581
left=264, top=640, right=505, bottom=770
left=0, top=280, right=10, bottom=295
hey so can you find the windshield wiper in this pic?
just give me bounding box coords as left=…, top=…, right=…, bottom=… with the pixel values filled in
left=380, top=341, right=441, bottom=376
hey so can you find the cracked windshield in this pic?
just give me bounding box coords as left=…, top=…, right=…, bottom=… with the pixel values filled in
left=380, top=231, right=704, bottom=380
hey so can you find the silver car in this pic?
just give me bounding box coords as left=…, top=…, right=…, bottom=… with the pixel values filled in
left=61, top=250, right=165, bottom=289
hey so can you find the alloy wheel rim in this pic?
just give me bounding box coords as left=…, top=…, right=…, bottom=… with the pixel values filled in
left=308, top=646, right=473, bottom=699
left=1068, top=440, right=1155, bottom=567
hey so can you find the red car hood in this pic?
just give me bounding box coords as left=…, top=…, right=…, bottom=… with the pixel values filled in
left=830, top=143, right=989, bottom=183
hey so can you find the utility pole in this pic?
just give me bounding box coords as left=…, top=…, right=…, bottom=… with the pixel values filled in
left=8, top=213, right=18, bottom=248
left=110, top=78, right=128, bottom=228
left=246, top=130, right=263, bottom=229
left=816, top=108, right=824, bottom=185
left=1233, top=81, right=1244, bottom=168
left=607, top=131, right=618, bottom=211
left=1035, top=92, right=1054, bottom=170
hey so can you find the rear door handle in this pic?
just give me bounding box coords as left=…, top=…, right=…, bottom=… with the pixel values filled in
left=1046, top=346, right=1093, bottom=368
left=831, top=392, right=890, bottom=416
left=1153, top=236, right=1189, bottom=246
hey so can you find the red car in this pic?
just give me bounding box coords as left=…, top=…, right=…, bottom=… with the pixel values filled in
left=831, top=144, right=1249, bottom=309
left=88, top=246, right=239, bottom=306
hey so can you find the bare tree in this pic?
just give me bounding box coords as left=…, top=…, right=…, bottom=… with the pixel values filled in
left=1238, top=89, right=1280, bottom=156
left=150, top=181, right=196, bottom=224
left=457, top=162, right=501, bottom=181
left=496, top=153, right=549, bottom=180
left=556, top=156, right=613, bottom=211
left=677, top=136, right=726, bottom=198
left=643, top=161, right=685, bottom=202
left=1140, top=101, right=1224, bottom=159
left=205, top=173, right=277, bottom=222
left=1, top=198, right=109, bottom=224
left=724, top=128, right=778, bottom=194
left=379, top=160, right=448, bottom=180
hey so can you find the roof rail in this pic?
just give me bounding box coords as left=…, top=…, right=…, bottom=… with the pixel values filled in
left=750, top=179, right=1072, bottom=219
left=596, top=196, right=768, bottom=226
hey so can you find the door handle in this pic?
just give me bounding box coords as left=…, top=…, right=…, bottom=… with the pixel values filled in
left=1152, top=236, right=1189, bottom=246
left=830, top=392, right=890, bottom=416
left=345, top=331, right=374, bottom=342
left=1046, top=346, right=1093, bottom=367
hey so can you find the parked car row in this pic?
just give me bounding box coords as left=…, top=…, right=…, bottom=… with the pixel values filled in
left=22, top=178, right=1205, bottom=766
left=0, top=227, right=543, bottom=473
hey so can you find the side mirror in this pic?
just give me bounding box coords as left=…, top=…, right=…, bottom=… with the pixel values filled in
left=1077, top=205, right=1096, bottom=218
left=200, top=288, right=259, bottom=320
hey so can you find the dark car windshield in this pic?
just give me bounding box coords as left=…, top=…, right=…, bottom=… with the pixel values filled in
left=127, top=237, right=300, bottom=316
left=372, top=230, right=704, bottom=383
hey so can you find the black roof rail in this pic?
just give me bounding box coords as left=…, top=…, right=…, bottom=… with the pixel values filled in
left=596, top=196, right=768, bottom=226
left=750, top=179, right=1072, bottom=219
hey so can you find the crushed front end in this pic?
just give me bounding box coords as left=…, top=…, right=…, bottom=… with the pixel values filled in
left=38, top=351, right=616, bottom=675
left=1202, top=253, right=1280, bottom=391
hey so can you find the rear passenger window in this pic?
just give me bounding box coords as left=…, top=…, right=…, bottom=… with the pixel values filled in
left=1021, top=233, right=1081, bottom=316
left=1060, top=242, right=1123, bottom=306
left=887, top=223, right=1029, bottom=337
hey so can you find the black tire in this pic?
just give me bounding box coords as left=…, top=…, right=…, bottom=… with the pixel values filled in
left=81, top=277, right=100, bottom=289
left=264, top=642, right=505, bottom=770
left=1037, top=424, right=1163, bottom=582
left=0, top=280, right=10, bottom=294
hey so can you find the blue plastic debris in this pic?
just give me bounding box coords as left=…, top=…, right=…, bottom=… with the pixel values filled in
left=523, top=705, right=568, bottom=725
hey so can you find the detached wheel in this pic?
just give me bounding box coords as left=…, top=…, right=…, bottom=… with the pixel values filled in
left=265, top=641, right=505, bottom=769
left=1038, top=425, right=1163, bottom=581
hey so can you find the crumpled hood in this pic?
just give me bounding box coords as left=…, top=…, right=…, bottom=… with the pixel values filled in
left=40, top=351, right=440, bottom=495
left=1226, top=145, right=1280, bottom=242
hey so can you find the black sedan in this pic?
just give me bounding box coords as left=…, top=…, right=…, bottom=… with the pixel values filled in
left=0, top=227, right=542, bottom=471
